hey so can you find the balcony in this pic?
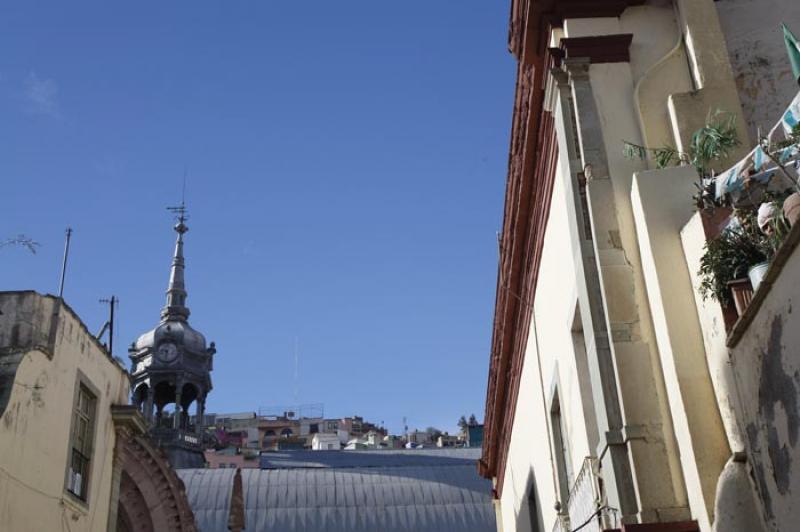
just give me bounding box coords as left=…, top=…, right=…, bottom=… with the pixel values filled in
left=553, top=458, right=612, bottom=532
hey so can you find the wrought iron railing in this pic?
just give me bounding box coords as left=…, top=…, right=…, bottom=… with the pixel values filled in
left=566, top=457, right=603, bottom=532
left=552, top=457, right=607, bottom=532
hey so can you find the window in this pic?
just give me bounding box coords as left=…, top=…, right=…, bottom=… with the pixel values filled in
left=550, top=390, right=573, bottom=504
left=309, top=423, right=319, bottom=434
left=67, top=384, right=97, bottom=501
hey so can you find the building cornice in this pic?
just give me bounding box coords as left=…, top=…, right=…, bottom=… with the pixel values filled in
left=508, top=0, right=644, bottom=59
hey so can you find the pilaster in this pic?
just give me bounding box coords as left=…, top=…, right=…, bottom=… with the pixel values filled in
left=551, top=64, right=639, bottom=525
left=562, top=57, right=690, bottom=524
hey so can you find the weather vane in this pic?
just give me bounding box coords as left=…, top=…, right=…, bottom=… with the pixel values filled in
left=166, top=172, right=189, bottom=233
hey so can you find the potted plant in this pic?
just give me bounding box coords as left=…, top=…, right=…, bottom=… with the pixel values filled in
left=698, top=212, right=768, bottom=311
left=749, top=201, right=779, bottom=290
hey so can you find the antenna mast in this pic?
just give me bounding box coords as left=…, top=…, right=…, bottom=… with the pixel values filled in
left=58, top=227, right=72, bottom=298
left=293, top=337, right=299, bottom=404
left=98, top=296, right=118, bottom=356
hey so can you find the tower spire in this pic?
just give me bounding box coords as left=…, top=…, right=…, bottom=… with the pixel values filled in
left=162, top=202, right=190, bottom=321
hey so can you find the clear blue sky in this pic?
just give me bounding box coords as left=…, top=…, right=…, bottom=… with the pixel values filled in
left=0, top=1, right=514, bottom=435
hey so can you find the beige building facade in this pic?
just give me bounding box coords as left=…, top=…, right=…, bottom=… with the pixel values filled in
left=0, top=291, right=197, bottom=532
left=480, top=1, right=800, bottom=531
left=0, top=291, right=129, bottom=532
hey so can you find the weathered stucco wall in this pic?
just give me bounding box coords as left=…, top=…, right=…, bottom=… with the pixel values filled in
left=0, top=292, right=130, bottom=532
left=728, top=225, right=800, bottom=531
left=716, top=0, right=800, bottom=139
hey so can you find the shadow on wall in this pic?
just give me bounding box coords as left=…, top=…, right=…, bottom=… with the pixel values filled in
left=515, top=469, right=545, bottom=532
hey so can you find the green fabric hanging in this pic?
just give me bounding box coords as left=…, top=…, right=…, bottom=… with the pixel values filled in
left=784, top=23, right=800, bottom=86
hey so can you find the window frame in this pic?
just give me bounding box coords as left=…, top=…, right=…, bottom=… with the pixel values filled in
left=64, top=372, right=99, bottom=505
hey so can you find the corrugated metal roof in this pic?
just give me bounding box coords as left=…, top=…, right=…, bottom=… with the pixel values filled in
left=178, top=449, right=495, bottom=532
left=178, top=468, right=237, bottom=532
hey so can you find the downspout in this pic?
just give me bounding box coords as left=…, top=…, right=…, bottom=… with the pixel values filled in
left=632, top=1, right=685, bottom=159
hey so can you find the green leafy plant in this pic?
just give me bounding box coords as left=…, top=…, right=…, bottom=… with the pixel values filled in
left=623, top=111, right=740, bottom=176
left=698, top=211, right=768, bottom=305
left=688, top=112, right=740, bottom=177
left=624, top=111, right=741, bottom=212
left=622, top=142, right=683, bottom=169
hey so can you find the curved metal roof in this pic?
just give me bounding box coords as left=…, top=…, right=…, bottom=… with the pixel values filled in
left=178, top=468, right=237, bottom=532
left=177, top=448, right=496, bottom=532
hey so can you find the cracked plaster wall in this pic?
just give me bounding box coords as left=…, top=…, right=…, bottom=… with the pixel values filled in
left=728, top=243, right=800, bottom=531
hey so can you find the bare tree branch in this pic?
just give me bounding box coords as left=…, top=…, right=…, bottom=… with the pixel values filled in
left=1, top=235, right=41, bottom=254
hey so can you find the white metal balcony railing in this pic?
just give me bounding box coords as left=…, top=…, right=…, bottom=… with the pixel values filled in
left=552, top=457, right=607, bottom=532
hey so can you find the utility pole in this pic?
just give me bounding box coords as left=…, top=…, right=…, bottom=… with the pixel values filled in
left=58, top=228, right=72, bottom=298
left=99, top=296, right=117, bottom=356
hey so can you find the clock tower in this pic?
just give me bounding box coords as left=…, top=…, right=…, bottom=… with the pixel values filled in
left=128, top=206, right=216, bottom=468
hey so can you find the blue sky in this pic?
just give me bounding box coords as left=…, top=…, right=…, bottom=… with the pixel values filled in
left=0, top=1, right=514, bottom=435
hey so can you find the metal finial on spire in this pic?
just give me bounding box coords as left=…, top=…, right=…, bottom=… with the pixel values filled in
left=167, top=172, right=189, bottom=234
left=162, top=189, right=191, bottom=322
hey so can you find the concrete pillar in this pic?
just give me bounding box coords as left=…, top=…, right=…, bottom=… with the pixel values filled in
left=144, top=387, right=154, bottom=423
left=196, top=396, right=205, bottom=437
left=550, top=66, right=639, bottom=524
left=564, top=57, right=690, bottom=524
left=174, top=381, right=182, bottom=431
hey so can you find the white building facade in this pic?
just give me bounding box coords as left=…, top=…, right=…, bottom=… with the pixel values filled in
left=480, top=1, right=800, bottom=532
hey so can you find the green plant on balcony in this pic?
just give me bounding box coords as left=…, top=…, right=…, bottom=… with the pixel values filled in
left=697, top=202, right=792, bottom=306
left=623, top=111, right=741, bottom=210
left=698, top=211, right=768, bottom=305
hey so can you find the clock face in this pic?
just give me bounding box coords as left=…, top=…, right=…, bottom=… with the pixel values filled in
left=157, top=342, right=178, bottom=363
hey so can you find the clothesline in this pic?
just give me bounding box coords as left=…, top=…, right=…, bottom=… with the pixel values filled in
left=715, top=90, right=800, bottom=199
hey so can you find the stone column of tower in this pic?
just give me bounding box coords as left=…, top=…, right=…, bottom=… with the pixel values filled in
left=128, top=209, right=217, bottom=469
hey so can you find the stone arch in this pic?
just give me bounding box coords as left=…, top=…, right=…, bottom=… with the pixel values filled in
left=180, top=382, right=199, bottom=410
left=117, top=470, right=153, bottom=532
left=112, top=406, right=196, bottom=532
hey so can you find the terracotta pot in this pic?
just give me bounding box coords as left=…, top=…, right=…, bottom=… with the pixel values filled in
left=784, top=192, right=800, bottom=227
left=728, top=278, right=754, bottom=316
left=700, top=207, right=733, bottom=239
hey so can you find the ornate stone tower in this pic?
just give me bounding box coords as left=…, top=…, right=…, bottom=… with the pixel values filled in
left=129, top=208, right=216, bottom=468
